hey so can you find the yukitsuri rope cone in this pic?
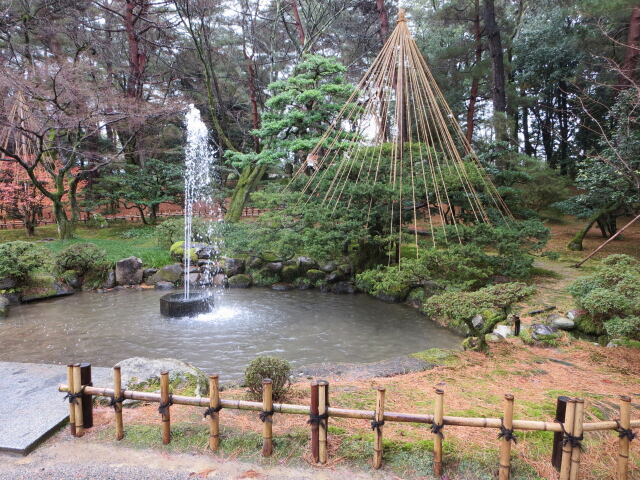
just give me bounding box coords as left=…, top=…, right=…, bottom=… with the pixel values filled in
left=288, top=9, right=511, bottom=260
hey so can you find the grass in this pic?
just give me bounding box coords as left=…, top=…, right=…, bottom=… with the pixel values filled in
left=0, top=223, right=172, bottom=268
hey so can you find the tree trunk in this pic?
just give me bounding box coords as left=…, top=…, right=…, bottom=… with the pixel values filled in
left=568, top=204, right=620, bottom=251
left=621, top=6, right=640, bottom=86
left=466, top=0, right=482, bottom=144
left=376, top=0, right=389, bottom=42
left=483, top=0, right=508, bottom=143
left=225, top=164, right=268, bottom=222
left=521, top=88, right=534, bottom=156
left=290, top=0, right=305, bottom=47
left=53, top=201, right=74, bottom=240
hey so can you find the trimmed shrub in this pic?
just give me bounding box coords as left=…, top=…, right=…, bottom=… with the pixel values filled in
left=54, top=242, right=109, bottom=276
left=244, top=356, right=292, bottom=401
left=156, top=217, right=211, bottom=248
left=0, top=241, right=50, bottom=285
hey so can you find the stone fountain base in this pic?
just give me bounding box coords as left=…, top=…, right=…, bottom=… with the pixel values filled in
left=160, top=291, right=214, bottom=317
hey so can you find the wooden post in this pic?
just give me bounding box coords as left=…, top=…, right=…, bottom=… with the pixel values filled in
left=66, top=364, right=76, bottom=436
left=160, top=371, right=171, bottom=445
left=80, top=363, right=93, bottom=429
left=373, top=386, right=386, bottom=469
left=499, top=394, right=515, bottom=480
left=569, top=399, right=585, bottom=480
left=208, top=375, right=220, bottom=451
left=113, top=366, right=124, bottom=440
left=72, top=364, right=84, bottom=437
left=433, top=388, right=444, bottom=476
left=262, top=378, right=273, bottom=457
left=559, top=399, right=577, bottom=480
left=310, top=380, right=319, bottom=463
left=318, top=380, right=329, bottom=464
left=617, top=395, right=632, bottom=480
left=552, top=396, right=571, bottom=470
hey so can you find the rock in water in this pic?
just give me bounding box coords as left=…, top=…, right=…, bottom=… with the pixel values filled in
left=228, top=274, right=252, bottom=288
left=147, top=264, right=183, bottom=285
left=115, top=256, right=144, bottom=285
left=547, top=313, right=575, bottom=331
left=102, top=270, right=116, bottom=289
left=155, top=281, right=175, bottom=290
left=222, top=257, right=245, bottom=276
left=115, top=357, right=209, bottom=396
left=0, top=277, right=17, bottom=290
left=0, top=296, right=9, bottom=318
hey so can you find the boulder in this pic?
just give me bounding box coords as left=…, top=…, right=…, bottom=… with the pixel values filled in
left=0, top=292, right=21, bottom=305
left=21, top=274, right=74, bottom=302
left=292, top=277, right=312, bottom=290
left=148, top=264, right=183, bottom=285
left=186, top=272, right=201, bottom=286
left=306, top=269, right=326, bottom=283
left=567, top=309, right=587, bottom=321
left=331, top=281, right=357, bottom=294
left=247, top=256, right=264, bottom=270
left=281, top=265, right=300, bottom=282
left=471, top=314, right=484, bottom=330
left=212, top=273, right=227, bottom=287
left=228, top=274, right=252, bottom=288
left=493, top=324, right=513, bottom=338
left=222, top=257, right=245, bottom=276
left=143, top=268, right=158, bottom=282
left=155, top=281, right=176, bottom=290
left=531, top=323, right=558, bottom=340
left=0, top=296, right=9, bottom=318
left=326, top=271, right=343, bottom=283
left=0, top=277, right=17, bottom=290
left=264, top=262, right=283, bottom=273
left=271, top=282, right=294, bottom=291
left=319, top=261, right=338, bottom=273
left=102, top=270, right=116, bottom=289
left=486, top=333, right=504, bottom=343
left=195, top=245, right=213, bottom=260
left=115, top=256, right=144, bottom=286
left=297, top=256, right=317, bottom=272
left=114, top=357, right=209, bottom=397
left=547, top=313, right=575, bottom=331
left=62, top=271, right=83, bottom=290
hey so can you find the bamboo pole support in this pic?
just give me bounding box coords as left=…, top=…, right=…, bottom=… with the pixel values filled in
left=373, top=386, right=386, bottom=469
left=433, top=388, right=444, bottom=476
left=160, top=371, right=171, bottom=445
left=72, top=364, right=84, bottom=437
left=310, top=380, right=319, bottom=463
left=570, top=399, right=585, bottom=480
left=262, top=378, right=273, bottom=457
left=208, top=375, right=220, bottom=451
left=318, top=380, right=329, bottom=464
left=499, top=394, right=515, bottom=480
left=559, top=399, right=577, bottom=480
left=617, top=396, right=632, bottom=480
left=66, top=364, right=75, bottom=436
left=113, top=366, right=124, bottom=440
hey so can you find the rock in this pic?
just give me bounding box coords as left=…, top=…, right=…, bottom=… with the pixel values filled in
left=422, top=280, right=443, bottom=298
left=531, top=323, right=558, bottom=340
left=493, top=324, right=513, bottom=338
left=115, top=257, right=144, bottom=286
left=375, top=290, right=409, bottom=303
left=271, top=282, right=294, bottom=291
left=195, top=245, right=213, bottom=260
left=247, top=256, right=263, bottom=270
left=187, top=265, right=200, bottom=274
left=471, top=314, right=484, bottom=330
left=0, top=296, right=9, bottom=318
left=306, top=269, right=326, bottom=283
left=292, top=277, right=312, bottom=290
left=169, top=241, right=197, bottom=262
left=264, top=262, right=283, bottom=273
left=0, top=292, right=21, bottom=305
left=326, top=271, right=343, bottom=283
left=21, top=274, right=74, bottom=302
left=281, top=265, right=300, bottom=282
left=114, top=357, right=209, bottom=397
left=331, top=281, right=357, bottom=294
left=567, top=309, right=587, bottom=321
left=295, top=355, right=435, bottom=381
left=142, top=268, right=158, bottom=282
left=222, top=257, right=245, bottom=276
left=212, top=273, right=227, bottom=287
left=0, top=277, right=17, bottom=290
left=198, top=259, right=215, bottom=268
left=319, top=262, right=337, bottom=273
left=155, top=281, right=175, bottom=290
left=486, top=333, right=504, bottom=343
left=102, top=270, right=116, bottom=289
left=337, top=264, right=352, bottom=276
left=547, top=313, right=575, bottom=331
left=297, top=256, right=317, bottom=272
left=148, top=264, right=183, bottom=285
left=228, top=274, right=252, bottom=288
left=186, top=273, right=200, bottom=286
left=63, top=271, right=82, bottom=290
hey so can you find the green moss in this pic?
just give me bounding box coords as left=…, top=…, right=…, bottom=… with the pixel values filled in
left=306, top=269, right=325, bottom=283
left=228, top=274, right=252, bottom=288
left=608, top=338, right=640, bottom=349
left=281, top=265, right=300, bottom=282
left=410, top=348, right=459, bottom=366
left=169, top=241, right=197, bottom=262
left=575, top=315, right=605, bottom=336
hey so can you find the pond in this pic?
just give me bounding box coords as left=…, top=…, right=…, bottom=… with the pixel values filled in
left=0, top=288, right=461, bottom=380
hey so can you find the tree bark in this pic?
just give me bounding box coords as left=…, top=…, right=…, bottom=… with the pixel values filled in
left=376, top=0, right=390, bottom=42
left=290, top=0, right=305, bottom=47
left=466, top=0, right=482, bottom=144
left=225, top=164, right=268, bottom=222
left=621, top=6, right=640, bottom=86
left=483, top=0, right=508, bottom=143
left=53, top=201, right=74, bottom=240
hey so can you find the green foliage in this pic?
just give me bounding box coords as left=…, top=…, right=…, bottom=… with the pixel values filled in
left=244, top=356, right=292, bottom=401
left=53, top=242, right=109, bottom=276
left=568, top=254, right=640, bottom=339
left=86, top=213, right=108, bottom=229
left=0, top=241, right=50, bottom=284
left=155, top=217, right=212, bottom=248
left=169, top=241, right=197, bottom=262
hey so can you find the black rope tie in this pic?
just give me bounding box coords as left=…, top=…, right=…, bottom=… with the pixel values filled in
left=371, top=420, right=385, bottom=433
left=307, top=413, right=328, bottom=426
left=560, top=422, right=584, bottom=451
left=259, top=410, right=274, bottom=423
left=615, top=421, right=637, bottom=442
left=497, top=418, right=518, bottom=444
left=108, top=394, right=125, bottom=409
left=63, top=386, right=85, bottom=404
left=158, top=395, right=173, bottom=416
left=431, top=422, right=445, bottom=439
left=203, top=405, right=223, bottom=418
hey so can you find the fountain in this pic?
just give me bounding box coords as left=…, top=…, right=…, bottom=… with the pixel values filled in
left=160, top=105, right=217, bottom=317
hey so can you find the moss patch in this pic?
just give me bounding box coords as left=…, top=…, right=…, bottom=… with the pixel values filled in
left=410, top=348, right=459, bottom=366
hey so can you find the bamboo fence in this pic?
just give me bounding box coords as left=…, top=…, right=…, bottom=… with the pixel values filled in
left=59, top=366, right=639, bottom=479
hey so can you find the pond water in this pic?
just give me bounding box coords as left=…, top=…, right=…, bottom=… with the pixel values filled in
left=0, top=288, right=461, bottom=380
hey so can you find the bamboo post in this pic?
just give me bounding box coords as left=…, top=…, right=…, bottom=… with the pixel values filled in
left=570, top=399, right=585, bottom=480
left=499, top=394, right=515, bottom=480
left=160, top=371, right=171, bottom=445
left=72, top=364, right=84, bottom=437
left=552, top=396, right=571, bottom=470
left=66, top=364, right=75, bottom=436
left=208, top=375, right=220, bottom=451
left=113, top=366, right=124, bottom=440
left=79, top=363, right=93, bottom=429
left=262, top=378, right=273, bottom=457
left=433, top=388, right=444, bottom=476
left=310, top=380, right=319, bottom=463
left=373, top=386, right=386, bottom=469
left=559, top=399, right=577, bottom=480
left=617, top=395, right=632, bottom=480
left=318, top=380, right=329, bottom=464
